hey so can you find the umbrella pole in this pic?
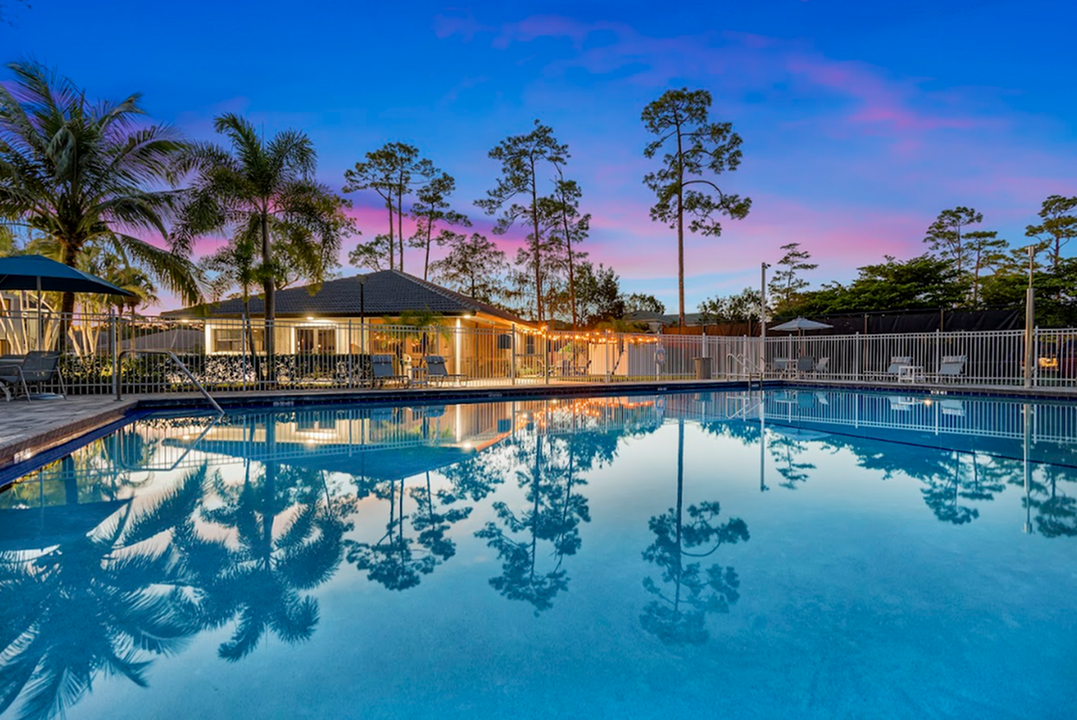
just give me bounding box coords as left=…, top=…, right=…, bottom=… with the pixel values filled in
left=36, top=276, right=42, bottom=352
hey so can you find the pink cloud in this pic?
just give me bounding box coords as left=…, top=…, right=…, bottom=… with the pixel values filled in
left=438, top=13, right=995, bottom=143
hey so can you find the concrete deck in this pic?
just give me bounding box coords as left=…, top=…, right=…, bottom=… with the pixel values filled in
left=2, top=378, right=1075, bottom=471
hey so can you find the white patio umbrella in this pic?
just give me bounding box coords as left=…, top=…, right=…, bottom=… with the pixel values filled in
left=769, top=317, right=833, bottom=335
left=770, top=317, right=833, bottom=359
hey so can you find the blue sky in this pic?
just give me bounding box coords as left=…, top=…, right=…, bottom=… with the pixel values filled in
left=4, top=0, right=1076, bottom=310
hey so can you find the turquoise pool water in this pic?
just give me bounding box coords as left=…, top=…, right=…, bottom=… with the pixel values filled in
left=1, top=389, right=1075, bottom=719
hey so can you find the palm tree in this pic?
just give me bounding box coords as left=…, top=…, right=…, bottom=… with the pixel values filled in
left=199, top=233, right=262, bottom=379
left=0, top=61, right=201, bottom=329
left=172, top=114, right=353, bottom=378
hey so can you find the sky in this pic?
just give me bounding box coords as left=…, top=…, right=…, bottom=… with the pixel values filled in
left=3, top=0, right=1077, bottom=311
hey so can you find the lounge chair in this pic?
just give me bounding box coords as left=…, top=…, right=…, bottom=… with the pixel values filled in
left=425, top=355, right=466, bottom=386
left=371, top=354, right=409, bottom=388
left=936, top=355, right=967, bottom=382
left=940, top=399, right=965, bottom=417
left=887, top=395, right=916, bottom=412
left=0, top=351, right=66, bottom=401
left=886, top=356, right=914, bottom=375
left=560, top=356, right=591, bottom=377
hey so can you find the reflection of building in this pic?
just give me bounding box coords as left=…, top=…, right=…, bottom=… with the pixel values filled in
left=157, top=396, right=667, bottom=478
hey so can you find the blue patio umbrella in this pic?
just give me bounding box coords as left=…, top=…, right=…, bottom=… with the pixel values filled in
left=0, top=254, right=134, bottom=296
left=0, top=254, right=134, bottom=351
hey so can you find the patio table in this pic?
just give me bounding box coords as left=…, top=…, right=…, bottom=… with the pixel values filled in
left=897, top=365, right=924, bottom=383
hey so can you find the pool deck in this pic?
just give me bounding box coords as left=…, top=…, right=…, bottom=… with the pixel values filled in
left=2, top=378, right=1075, bottom=469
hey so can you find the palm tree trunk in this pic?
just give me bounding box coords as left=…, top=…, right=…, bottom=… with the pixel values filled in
left=243, top=294, right=263, bottom=383
left=59, top=241, right=80, bottom=352
left=260, top=208, right=276, bottom=382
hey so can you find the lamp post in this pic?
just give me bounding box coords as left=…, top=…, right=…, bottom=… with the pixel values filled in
left=358, top=274, right=367, bottom=356
left=1023, top=246, right=1035, bottom=389
left=760, top=262, right=770, bottom=373
left=760, top=262, right=770, bottom=341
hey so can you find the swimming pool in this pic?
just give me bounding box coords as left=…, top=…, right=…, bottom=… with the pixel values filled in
left=1, top=388, right=1075, bottom=719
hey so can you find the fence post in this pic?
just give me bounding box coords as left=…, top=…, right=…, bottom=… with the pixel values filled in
left=544, top=324, right=550, bottom=385
left=1033, top=326, right=1039, bottom=388
left=510, top=323, right=516, bottom=386
left=111, top=313, right=120, bottom=400
left=605, top=330, right=611, bottom=383
left=855, top=332, right=860, bottom=382
left=936, top=329, right=941, bottom=384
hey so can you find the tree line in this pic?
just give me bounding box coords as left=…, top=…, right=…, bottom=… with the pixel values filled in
left=698, top=200, right=1077, bottom=328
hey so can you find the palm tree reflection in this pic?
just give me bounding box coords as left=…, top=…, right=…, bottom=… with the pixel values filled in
left=190, top=425, right=349, bottom=661
left=0, top=467, right=207, bottom=720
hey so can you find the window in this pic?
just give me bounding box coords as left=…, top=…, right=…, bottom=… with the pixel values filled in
left=296, top=328, right=336, bottom=354
left=213, top=327, right=265, bottom=353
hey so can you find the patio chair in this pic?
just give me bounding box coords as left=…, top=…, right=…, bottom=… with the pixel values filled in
left=425, top=355, right=466, bottom=386
left=887, top=395, right=916, bottom=412
left=886, top=356, right=914, bottom=375
left=796, top=356, right=815, bottom=373
left=370, top=354, right=409, bottom=388
left=813, top=357, right=830, bottom=375
left=939, top=399, right=965, bottom=417
left=0, top=351, right=66, bottom=401
left=936, top=355, right=967, bottom=382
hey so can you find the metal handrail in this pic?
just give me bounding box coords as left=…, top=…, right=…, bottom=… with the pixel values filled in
left=116, top=349, right=224, bottom=414
left=726, top=353, right=764, bottom=380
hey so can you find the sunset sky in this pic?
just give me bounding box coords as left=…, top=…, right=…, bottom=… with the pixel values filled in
left=5, top=0, right=1076, bottom=310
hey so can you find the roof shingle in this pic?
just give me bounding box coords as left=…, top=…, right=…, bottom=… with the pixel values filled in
left=164, top=270, right=527, bottom=325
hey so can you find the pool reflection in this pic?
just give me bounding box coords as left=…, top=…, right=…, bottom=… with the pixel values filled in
left=0, top=389, right=1075, bottom=719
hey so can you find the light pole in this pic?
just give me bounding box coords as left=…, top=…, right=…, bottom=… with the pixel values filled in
left=760, top=262, right=770, bottom=341
left=1023, top=246, right=1035, bottom=388
left=358, top=274, right=367, bottom=356
left=760, top=262, right=770, bottom=373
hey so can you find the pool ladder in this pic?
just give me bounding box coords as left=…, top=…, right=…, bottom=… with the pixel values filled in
left=727, top=353, right=765, bottom=388
left=115, top=349, right=225, bottom=415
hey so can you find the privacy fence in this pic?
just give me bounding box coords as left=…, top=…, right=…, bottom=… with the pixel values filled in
left=1, top=311, right=1075, bottom=396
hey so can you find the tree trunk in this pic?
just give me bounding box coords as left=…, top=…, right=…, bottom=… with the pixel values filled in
left=243, top=293, right=263, bottom=383
left=530, top=156, right=543, bottom=323
left=674, top=418, right=685, bottom=610
left=676, top=123, right=686, bottom=328
left=561, top=198, right=577, bottom=329
left=397, top=189, right=405, bottom=273
left=385, top=196, right=395, bottom=271
left=260, top=208, right=276, bottom=382
left=59, top=241, right=79, bottom=352
left=424, top=214, right=434, bottom=281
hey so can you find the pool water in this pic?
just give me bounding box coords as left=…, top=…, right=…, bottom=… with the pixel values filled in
left=1, top=389, right=1075, bottom=719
